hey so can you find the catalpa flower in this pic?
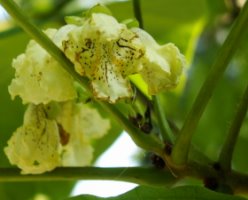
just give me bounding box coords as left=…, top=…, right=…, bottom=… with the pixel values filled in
left=8, top=11, right=184, bottom=104
left=4, top=101, right=110, bottom=174
left=56, top=101, right=110, bottom=166
left=63, top=13, right=185, bottom=102
left=132, top=28, right=185, bottom=95
left=63, top=13, right=145, bottom=103
left=8, top=29, right=77, bottom=105
left=4, top=104, right=61, bottom=174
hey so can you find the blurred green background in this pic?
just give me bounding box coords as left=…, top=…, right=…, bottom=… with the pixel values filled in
left=0, top=0, right=248, bottom=199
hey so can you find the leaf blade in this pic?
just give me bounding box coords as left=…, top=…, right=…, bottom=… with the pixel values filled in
left=66, top=186, right=246, bottom=200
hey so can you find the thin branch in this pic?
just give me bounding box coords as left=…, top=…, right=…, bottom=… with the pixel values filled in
left=0, top=167, right=175, bottom=186
left=219, top=82, right=248, bottom=172
left=171, top=1, right=248, bottom=166
left=0, top=0, right=164, bottom=155
left=152, top=95, right=175, bottom=143
left=1, top=166, right=248, bottom=194
left=98, top=102, right=164, bottom=155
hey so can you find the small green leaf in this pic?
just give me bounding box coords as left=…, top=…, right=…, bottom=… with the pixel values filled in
left=66, top=186, right=246, bottom=200
left=65, top=16, right=85, bottom=25
left=84, top=4, right=112, bottom=18
left=122, top=18, right=139, bottom=28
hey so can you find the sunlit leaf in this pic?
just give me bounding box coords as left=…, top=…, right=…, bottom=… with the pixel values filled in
left=66, top=186, right=246, bottom=200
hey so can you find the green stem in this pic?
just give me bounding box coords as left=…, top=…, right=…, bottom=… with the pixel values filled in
left=0, top=0, right=164, bottom=155
left=132, top=0, right=143, bottom=29
left=1, top=165, right=248, bottom=194
left=171, top=1, right=248, bottom=166
left=132, top=0, right=174, bottom=144
left=219, top=82, right=248, bottom=172
left=152, top=95, right=175, bottom=143
left=99, top=102, right=164, bottom=155
left=0, top=167, right=175, bottom=186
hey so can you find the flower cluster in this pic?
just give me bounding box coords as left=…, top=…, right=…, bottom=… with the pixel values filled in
left=5, top=6, right=185, bottom=174
left=9, top=12, right=185, bottom=104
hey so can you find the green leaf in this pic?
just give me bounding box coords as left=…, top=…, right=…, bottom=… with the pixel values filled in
left=66, top=186, right=246, bottom=200
left=0, top=181, right=75, bottom=200
left=84, top=4, right=112, bottom=17
left=0, top=31, right=29, bottom=166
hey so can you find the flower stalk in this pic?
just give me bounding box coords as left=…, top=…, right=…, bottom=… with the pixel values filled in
left=132, top=0, right=175, bottom=144
left=152, top=95, right=175, bottom=143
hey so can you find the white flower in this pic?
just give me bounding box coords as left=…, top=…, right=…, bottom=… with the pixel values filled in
left=8, top=29, right=77, bottom=104
left=9, top=12, right=184, bottom=104
left=132, top=28, right=185, bottom=95
left=62, top=13, right=185, bottom=100
left=60, top=135, right=94, bottom=167
left=4, top=104, right=61, bottom=174
left=56, top=101, right=110, bottom=166
left=4, top=101, right=111, bottom=173
left=63, top=13, right=145, bottom=103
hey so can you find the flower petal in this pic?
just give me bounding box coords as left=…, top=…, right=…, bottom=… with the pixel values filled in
left=56, top=101, right=110, bottom=140
left=8, top=29, right=77, bottom=104
left=61, top=139, right=93, bottom=166
left=4, top=104, right=61, bottom=174
left=132, top=28, right=185, bottom=95
left=56, top=101, right=110, bottom=166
